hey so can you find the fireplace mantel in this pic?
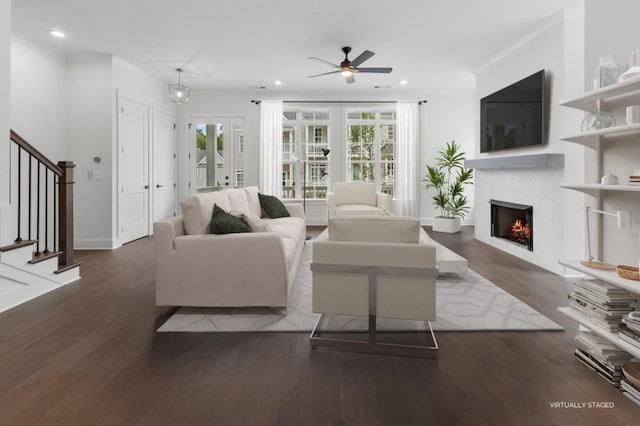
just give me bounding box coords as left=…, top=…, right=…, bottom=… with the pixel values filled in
left=464, top=153, right=564, bottom=170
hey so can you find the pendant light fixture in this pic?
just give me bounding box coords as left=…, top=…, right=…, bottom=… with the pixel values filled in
left=168, top=68, right=190, bottom=104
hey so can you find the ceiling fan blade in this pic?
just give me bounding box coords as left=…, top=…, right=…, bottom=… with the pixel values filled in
left=308, top=56, right=341, bottom=69
left=307, top=70, right=341, bottom=78
left=350, top=50, right=375, bottom=67
left=345, top=74, right=356, bottom=84
left=356, top=67, right=393, bottom=73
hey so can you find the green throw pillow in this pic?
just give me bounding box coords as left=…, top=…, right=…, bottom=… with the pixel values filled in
left=209, top=204, right=252, bottom=234
left=258, top=193, right=290, bottom=218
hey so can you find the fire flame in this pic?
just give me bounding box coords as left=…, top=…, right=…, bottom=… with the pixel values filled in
left=511, top=219, right=531, bottom=240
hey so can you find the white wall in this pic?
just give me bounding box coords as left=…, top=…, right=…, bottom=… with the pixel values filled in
left=177, top=89, right=476, bottom=225
left=419, top=91, right=476, bottom=223
left=10, top=38, right=67, bottom=161
left=474, top=10, right=585, bottom=274
left=66, top=56, right=114, bottom=249
left=0, top=0, right=10, bottom=246
left=584, top=0, right=640, bottom=267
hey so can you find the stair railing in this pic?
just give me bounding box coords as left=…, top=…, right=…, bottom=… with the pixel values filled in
left=9, top=130, right=77, bottom=271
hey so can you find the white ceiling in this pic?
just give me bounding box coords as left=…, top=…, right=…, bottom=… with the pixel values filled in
left=11, top=0, right=569, bottom=93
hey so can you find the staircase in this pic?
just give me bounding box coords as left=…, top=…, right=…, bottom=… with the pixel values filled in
left=0, top=130, right=81, bottom=314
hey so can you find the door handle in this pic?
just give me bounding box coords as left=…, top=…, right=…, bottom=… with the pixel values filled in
left=144, top=185, right=149, bottom=189
left=156, top=184, right=164, bottom=188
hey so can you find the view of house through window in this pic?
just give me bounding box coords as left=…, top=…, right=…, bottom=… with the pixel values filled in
left=281, top=110, right=330, bottom=199
left=281, top=106, right=396, bottom=200
left=192, top=118, right=244, bottom=193
left=346, top=110, right=396, bottom=196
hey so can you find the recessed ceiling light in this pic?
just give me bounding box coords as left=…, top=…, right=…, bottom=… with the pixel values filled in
left=48, top=30, right=65, bottom=38
left=400, top=80, right=408, bottom=85
left=274, top=80, right=282, bottom=85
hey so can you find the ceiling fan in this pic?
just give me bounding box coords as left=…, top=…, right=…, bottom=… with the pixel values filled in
left=307, top=47, right=392, bottom=84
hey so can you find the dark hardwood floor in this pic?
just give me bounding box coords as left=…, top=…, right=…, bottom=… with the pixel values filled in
left=0, top=226, right=638, bottom=425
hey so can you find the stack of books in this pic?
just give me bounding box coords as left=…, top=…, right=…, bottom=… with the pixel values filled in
left=574, top=331, right=633, bottom=387
left=568, top=279, right=636, bottom=332
left=622, top=363, right=640, bottom=406
left=619, top=312, right=640, bottom=349
left=629, top=175, right=640, bottom=185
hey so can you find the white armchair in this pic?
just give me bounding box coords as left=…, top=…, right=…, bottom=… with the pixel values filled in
left=310, top=215, right=438, bottom=357
left=326, top=182, right=392, bottom=217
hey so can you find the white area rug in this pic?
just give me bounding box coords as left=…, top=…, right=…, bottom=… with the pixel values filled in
left=157, top=244, right=563, bottom=333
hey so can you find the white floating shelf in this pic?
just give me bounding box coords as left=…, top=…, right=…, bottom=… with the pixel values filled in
left=558, top=307, right=640, bottom=359
left=560, top=123, right=640, bottom=149
left=559, top=259, right=640, bottom=294
left=561, top=78, right=640, bottom=113
left=558, top=183, right=640, bottom=197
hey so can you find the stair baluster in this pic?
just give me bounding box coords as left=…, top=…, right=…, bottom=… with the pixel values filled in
left=6, top=130, right=79, bottom=272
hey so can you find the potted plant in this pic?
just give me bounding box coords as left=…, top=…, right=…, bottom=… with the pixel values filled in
left=423, top=140, right=473, bottom=233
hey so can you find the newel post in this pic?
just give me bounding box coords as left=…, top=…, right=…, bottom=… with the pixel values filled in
left=57, top=161, right=76, bottom=268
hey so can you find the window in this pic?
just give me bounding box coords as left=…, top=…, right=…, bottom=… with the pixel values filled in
left=346, top=110, right=396, bottom=196
left=281, top=110, right=330, bottom=199
left=278, top=105, right=397, bottom=200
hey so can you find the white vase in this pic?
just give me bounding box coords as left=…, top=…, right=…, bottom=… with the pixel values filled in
left=432, top=216, right=461, bottom=233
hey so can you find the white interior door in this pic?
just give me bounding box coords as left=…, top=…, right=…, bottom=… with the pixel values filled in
left=153, top=109, right=177, bottom=222
left=119, top=97, right=150, bottom=243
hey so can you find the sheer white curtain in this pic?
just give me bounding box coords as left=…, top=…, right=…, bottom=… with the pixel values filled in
left=395, top=101, right=419, bottom=217
left=259, top=100, right=283, bottom=197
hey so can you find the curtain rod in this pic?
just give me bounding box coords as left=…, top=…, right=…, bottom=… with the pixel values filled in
left=250, top=100, right=428, bottom=105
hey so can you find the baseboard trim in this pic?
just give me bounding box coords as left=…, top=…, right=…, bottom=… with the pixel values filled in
left=74, top=239, right=118, bottom=250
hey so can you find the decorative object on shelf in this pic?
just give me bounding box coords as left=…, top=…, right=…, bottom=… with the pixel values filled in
left=423, top=141, right=473, bottom=233
left=620, top=50, right=640, bottom=82
left=627, top=105, right=640, bottom=124
left=594, top=54, right=622, bottom=89
left=616, top=265, right=640, bottom=281
left=581, top=105, right=616, bottom=131
left=168, top=68, right=190, bottom=105
left=581, top=207, right=631, bottom=270
left=623, top=362, right=640, bottom=387
left=601, top=172, right=619, bottom=185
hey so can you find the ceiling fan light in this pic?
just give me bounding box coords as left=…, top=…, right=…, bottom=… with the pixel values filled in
left=341, top=69, right=353, bottom=77
left=168, top=68, right=190, bottom=105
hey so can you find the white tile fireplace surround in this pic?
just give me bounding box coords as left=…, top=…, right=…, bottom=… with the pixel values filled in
left=466, top=154, right=565, bottom=274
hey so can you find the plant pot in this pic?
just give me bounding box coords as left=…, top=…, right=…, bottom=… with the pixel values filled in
left=432, top=216, right=461, bottom=233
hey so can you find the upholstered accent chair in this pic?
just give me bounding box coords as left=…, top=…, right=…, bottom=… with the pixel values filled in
left=326, top=182, right=392, bottom=217
left=310, top=215, right=439, bottom=357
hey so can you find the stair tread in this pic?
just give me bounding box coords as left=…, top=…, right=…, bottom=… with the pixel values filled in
left=0, top=240, right=37, bottom=252
left=55, top=261, right=83, bottom=274
left=29, top=251, right=61, bottom=264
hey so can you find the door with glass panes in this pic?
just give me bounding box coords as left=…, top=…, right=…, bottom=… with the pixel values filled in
left=189, top=117, right=245, bottom=193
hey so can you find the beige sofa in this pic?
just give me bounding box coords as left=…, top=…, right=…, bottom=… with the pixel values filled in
left=311, top=215, right=438, bottom=357
left=326, top=182, right=392, bottom=217
left=153, top=186, right=306, bottom=309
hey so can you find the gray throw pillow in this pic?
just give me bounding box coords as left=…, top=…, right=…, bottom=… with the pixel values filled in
left=258, top=193, right=290, bottom=218
left=209, top=204, right=252, bottom=234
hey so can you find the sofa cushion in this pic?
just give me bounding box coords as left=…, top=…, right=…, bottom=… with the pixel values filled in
left=268, top=217, right=305, bottom=242
left=243, top=186, right=263, bottom=217
left=333, top=182, right=377, bottom=207
left=335, top=204, right=385, bottom=215
left=243, top=213, right=272, bottom=232
left=226, top=188, right=251, bottom=213
left=209, top=205, right=252, bottom=235
left=259, top=193, right=290, bottom=218
left=328, top=215, right=420, bottom=243
left=181, top=191, right=231, bottom=235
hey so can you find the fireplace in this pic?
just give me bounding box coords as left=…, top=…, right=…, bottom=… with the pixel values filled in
left=490, top=200, right=533, bottom=251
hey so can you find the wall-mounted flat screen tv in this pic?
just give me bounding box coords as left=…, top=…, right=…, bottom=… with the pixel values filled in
left=480, top=70, right=546, bottom=153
